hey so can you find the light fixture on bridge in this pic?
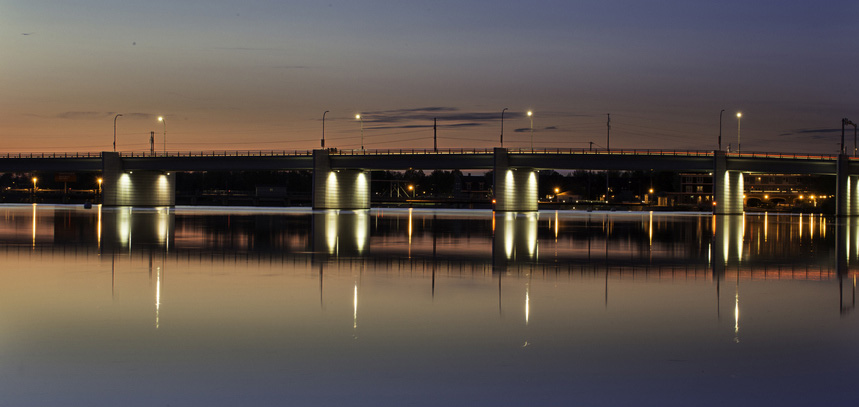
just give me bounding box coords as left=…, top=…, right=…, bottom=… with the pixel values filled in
left=736, top=112, right=742, bottom=153
left=355, top=114, right=363, bottom=151
left=157, top=116, right=167, bottom=155
left=527, top=110, right=534, bottom=150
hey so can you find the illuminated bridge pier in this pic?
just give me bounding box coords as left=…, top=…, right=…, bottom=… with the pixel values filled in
left=102, top=152, right=176, bottom=206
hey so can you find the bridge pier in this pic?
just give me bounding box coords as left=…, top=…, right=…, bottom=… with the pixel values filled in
left=312, top=149, right=370, bottom=210
left=493, top=148, right=538, bottom=212
left=713, top=151, right=744, bottom=215
left=835, top=155, right=859, bottom=217
left=102, top=152, right=176, bottom=207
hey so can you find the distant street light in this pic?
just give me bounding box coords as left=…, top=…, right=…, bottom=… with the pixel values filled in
left=97, top=177, right=103, bottom=196
left=158, top=116, right=167, bottom=155
left=736, top=112, right=742, bottom=153
left=500, top=107, right=508, bottom=148
left=32, top=177, right=37, bottom=195
left=527, top=110, right=533, bottom=150
left=355, top=114, right=363, bottom=150
left=113, top=114, right=123, bottom=152
left=322, top=110, right=329, bottom=149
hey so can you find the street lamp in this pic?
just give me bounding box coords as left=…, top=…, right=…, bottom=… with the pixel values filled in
left=527, top=110, right=533, bottom=150
left=97, top=177, right=103, bottom=196
left=157, top=116, right=167, bottom=155
left=322, top=110, right=329, bottom=149
left=355, top=114, right=363, bottom=150
left=718, top=109, right=724, bottom=151
left=113, top=114, right=123, bottom=152
left=736, top=112, right=742, bottom=153
left=500, top=108, right=508, bottom=147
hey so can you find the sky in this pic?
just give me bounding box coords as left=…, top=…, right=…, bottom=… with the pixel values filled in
left=2, top=0, right=858, bottom=154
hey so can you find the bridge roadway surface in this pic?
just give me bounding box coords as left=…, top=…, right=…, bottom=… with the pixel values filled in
left=1, top=148, right=858, bottom=174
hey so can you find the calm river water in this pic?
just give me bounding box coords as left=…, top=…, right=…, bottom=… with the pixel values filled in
left=0, top=205, right=857, bottom=406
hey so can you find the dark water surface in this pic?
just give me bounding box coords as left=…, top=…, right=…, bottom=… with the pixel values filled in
left=0, top=205, right=857, bottom=406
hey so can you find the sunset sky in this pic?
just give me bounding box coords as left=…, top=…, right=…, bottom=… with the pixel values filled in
left=2, top=0, right=857, bottom=153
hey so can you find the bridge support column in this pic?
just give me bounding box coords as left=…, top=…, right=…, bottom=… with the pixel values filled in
left=101, top=152, right=175, bottom=207
left=713, top=150, right=743, bottom=215
left=836, top=155, right=858, bottom=217
left=312, top=149, right=370, bottom=210
left=493, top=148, right=538, bottom=212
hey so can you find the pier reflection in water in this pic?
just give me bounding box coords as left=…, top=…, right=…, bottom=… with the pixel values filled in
left=0, top=205, right=857, bottom=406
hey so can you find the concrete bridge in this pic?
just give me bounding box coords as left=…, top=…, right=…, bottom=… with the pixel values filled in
left=2, top=148, right=859, bottom=215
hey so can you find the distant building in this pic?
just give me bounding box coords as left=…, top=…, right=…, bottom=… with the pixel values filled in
left=662, top=173, right=831, bottom=209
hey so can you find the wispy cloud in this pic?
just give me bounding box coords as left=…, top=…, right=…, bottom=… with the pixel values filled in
left=54, top=111, right=156, bottom=120
left=514, top=126, right=559, bottom=133
left=354, top=106, right=526, bottom=129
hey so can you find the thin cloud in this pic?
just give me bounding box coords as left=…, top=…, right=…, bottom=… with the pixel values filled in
left=366, top=122, right=483, bottom=130
left=56, top=111, right=113, bottom=120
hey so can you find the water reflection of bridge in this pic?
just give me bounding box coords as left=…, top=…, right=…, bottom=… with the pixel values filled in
left=8, top=206, right=859, bottom=281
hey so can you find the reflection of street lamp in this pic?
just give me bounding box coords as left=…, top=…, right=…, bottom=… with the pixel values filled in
left=158, top=116, right=166, bottom=155
left=527, top=110, right=534, bottom=150
left=355, top=114, right=363, bottom=150
left=113, top=114, right=123, bottom=152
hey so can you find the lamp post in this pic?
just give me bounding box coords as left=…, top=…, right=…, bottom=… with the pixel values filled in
left=500, top=107, right=508, bottom=147
left=736, top=112, right=742, bottom=153
left=718, top=109, right=724, bottom=151
left=157, top=116, right=166, bottom=155
left=113, top=114, right=123, bottom=152
left=527, top=110, right=533, bottom=150
left=97, top=177, right=103, bottom=195
left=356, top=114, right=363, bottom=150
left=322, top=110, right=329, bottom=148
left=32, top=177, right=37, bottom=201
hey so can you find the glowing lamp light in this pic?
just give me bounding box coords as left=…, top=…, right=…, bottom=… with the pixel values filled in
left=736, top=112, right=742, bottom=118
left=527, top=111, right=533, bottom=117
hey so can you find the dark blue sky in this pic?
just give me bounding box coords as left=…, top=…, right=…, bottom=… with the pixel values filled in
left=2, top=0, right=857, bottom=153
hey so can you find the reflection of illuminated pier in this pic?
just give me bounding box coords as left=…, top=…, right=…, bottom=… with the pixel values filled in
left=312, top=210, right=369, bottom=259
left=492, top=212, right=539, bottom=270
left=99, top=206, right=175, bottom=251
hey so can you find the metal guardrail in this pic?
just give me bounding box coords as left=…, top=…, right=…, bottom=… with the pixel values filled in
left=0, top=152, right=102, bottom=159
left=0, top=149, right=848, bottom=160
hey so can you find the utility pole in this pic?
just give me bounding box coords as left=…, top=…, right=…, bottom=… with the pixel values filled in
left=606, top=113, right=610, bottom=204
left=433, top=118, right=437, bottom=152
left=719, top=109, right=724, bottom=151
left=606, top=113, right=611, bottom=151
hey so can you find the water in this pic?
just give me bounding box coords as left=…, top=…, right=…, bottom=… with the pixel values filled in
left=0, top=205, right=857, bottom=406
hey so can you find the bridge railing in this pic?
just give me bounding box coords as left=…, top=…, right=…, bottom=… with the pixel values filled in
left=0, top=152, right=103, bottom=159
left=0, top=149, right=849, bottom=160
left=118, top=150, right=316, bottom=158
left=727, top=151, right=839, bottom=160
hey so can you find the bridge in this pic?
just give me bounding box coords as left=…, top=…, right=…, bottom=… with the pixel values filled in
left=2, top=148, right=859, bottom=215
